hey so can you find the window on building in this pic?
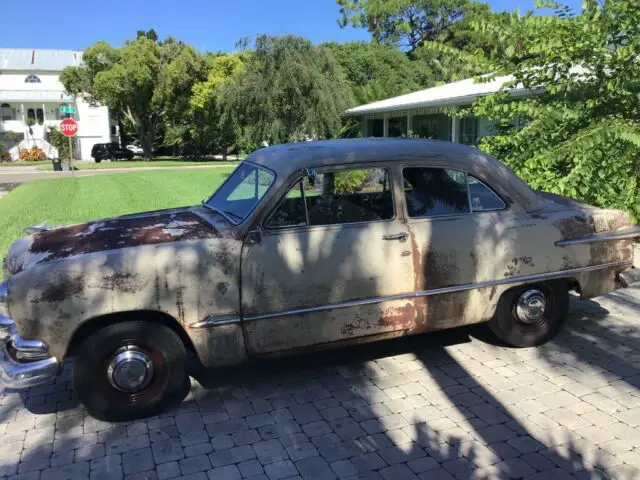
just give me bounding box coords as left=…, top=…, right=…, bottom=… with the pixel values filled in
left=389, top=117, right=408, bottom=137
left=413, top=114, right=451, bottom=140
left=460, top=117, right=479, bottom=145
left=27, top=109, right=36, bottom=122
left=24, top=74, right=41, bottom=83
left=36, top=108, right=44, bottom=124
left=366, top=119, right=384, bottom=137
left=266, top=168, right=394, bottom=228
left=1, top=103, right=14, bottom=122
left=403, top=167, right=506, bottom=218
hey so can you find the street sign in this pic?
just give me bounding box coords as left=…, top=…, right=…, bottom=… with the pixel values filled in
left=60, top=118, right=78, bottom=137
left=59, top=105, right=76, bottom=114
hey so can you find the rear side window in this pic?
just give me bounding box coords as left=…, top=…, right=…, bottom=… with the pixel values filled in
left=468, top=176, right=506, bottom=211
left=266, top=167, right=393, bottom=228
left=403, top=167, right=505, bottom=218
left=403, top=167, right=470, bottom=217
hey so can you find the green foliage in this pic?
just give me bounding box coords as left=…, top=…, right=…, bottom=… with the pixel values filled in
left=470, top=0, right=640, bottom=218
left=336, top=0, right=470, bottom=52
left=333, top=170, right=368, bottom=193
left=224, top=35, right=354, bottom=146
left=323, top=42, right=431, bottom=104
left=46, top=126, right=75, bottom=160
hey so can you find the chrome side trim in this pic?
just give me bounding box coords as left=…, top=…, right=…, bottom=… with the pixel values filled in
left=243, top=260, right=631, bottom=323
left=556, top=226, right=640, bottom=246
left=189, top=315, right=242, bottom=329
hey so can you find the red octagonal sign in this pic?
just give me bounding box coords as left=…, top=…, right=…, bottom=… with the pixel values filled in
left=60, top=118, right=78, bottom=137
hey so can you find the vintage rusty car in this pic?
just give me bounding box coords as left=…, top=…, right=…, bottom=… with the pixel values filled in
left=1, top=139, right=639, bottom=420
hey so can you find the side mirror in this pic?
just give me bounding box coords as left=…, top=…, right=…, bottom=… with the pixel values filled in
left=246, top=229, right=262, bottom=245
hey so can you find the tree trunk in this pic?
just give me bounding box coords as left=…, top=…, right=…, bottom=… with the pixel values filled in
left=140, top=121, right=154, bottom=161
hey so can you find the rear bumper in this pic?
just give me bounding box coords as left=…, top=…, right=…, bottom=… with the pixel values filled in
left=618, top=267, right=640, bottom=288
left=0, top=315, right=59, bottom=389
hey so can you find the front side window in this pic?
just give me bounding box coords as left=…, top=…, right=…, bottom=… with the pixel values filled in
left=266, top=167, right=393, bottom=228
left=207, top=163, right=275, bottom=224
left=403, top=167, right=506, bottom=218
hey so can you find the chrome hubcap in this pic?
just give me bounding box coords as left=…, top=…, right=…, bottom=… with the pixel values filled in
left=516, top=289, right=547, bottom=324
left=107, top=346, right=154, bottom=392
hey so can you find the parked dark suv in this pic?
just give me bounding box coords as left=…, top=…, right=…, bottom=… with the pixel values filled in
left=91, top=143, right=134, bottom=162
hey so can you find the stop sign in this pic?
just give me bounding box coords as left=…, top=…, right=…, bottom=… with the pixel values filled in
left=60, top=118, right=78, bottom=137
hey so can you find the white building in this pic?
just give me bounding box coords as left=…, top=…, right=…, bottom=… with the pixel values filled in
left=345, top=74, right=530, bottom=145
left=0, top=48, right=117, bottom=160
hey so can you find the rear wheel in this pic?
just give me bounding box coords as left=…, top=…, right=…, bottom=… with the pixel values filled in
left=73, top=321, right=188, bottom=421
left=489, top=281, right=569, bottom=347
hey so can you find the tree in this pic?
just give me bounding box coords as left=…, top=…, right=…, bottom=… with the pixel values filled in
left=337, top=0, right=474, bottom=52
left=323, top=41, right=431, bottom=104
left=189, top=53, right=247, bottom=157
left=224, top=35, right=353, bottom=146
left=469, top=0, right=640, bottom=218
left=62, top=36, right=205, bottom=160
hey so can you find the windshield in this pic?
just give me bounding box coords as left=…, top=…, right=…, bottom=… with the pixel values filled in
left=206, top=163, right=275, bottom=224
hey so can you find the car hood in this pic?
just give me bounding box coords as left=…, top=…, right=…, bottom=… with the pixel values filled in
left=4, top=206, right=232, bottom=277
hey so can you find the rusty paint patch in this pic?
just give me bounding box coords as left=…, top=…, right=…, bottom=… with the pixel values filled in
left=36, top=275, right=84, bottom=303
left=217, top=282, right=230, bottom=295
left=378, top=302, right=415, bottom=330
left=29, top=210, right=218, bottom=262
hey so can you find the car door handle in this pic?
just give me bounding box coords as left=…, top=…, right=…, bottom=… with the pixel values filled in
left=382, top=232, right=408, bottom=242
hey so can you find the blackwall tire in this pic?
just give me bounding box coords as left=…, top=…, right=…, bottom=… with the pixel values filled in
left=73, top=321, right=187, bottom=421
left=489, top=281, right=569, bottom=348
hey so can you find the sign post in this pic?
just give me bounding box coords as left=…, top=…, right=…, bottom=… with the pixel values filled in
left=60, top=118, right=78, bottom=171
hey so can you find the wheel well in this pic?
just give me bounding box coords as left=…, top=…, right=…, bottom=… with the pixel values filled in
left=65, top=310, right=197, bottom=359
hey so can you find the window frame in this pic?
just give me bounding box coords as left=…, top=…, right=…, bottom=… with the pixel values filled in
left=401, top=166, right=508, bottom=220
left=263, top=165, right=396, bottom=231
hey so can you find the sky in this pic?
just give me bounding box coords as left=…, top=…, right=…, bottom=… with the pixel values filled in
left=1, top=0, right=584, bottom=53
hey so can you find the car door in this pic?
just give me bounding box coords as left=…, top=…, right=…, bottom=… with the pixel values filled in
left=240, top=165, right=416, bottom=355
left=402, top=166, right=514, bottom=330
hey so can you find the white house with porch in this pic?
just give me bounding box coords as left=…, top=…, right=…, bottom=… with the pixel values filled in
left=0, top=48, right=117, bottom=160
left=345, top=74, right=529, bottom=145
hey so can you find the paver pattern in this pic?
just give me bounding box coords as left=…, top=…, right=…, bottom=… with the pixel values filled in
left=1, top=283, right=639, bottom=479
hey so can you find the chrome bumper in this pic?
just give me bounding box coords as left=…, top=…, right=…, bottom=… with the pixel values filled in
left=0, top=315, right=58, bottom=389
left=618, top=267, right=640, bottom=288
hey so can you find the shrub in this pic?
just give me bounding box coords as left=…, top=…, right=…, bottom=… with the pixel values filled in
left=0, top=150, right=11, bottom=163
left=19, top=147, right=47, bottom=162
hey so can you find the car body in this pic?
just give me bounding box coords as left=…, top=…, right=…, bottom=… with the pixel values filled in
left=126, top=144, right=144, bottom=156
left=91, top=142, right=134, bottom=162
left=1, top=138, right=639, bottom=420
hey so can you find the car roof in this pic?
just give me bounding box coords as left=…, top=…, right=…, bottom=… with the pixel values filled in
left=247, top=138, right=541, bottom=209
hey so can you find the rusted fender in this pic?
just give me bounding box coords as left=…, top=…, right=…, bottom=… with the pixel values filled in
left=5, top=207, right=247, bottom=367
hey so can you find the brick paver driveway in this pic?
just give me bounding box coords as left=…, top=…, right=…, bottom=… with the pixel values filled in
left=1, top=285, right=639, bottom=479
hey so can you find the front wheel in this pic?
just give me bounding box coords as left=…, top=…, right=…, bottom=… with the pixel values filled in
left=73, top=321, right=188, bottom=421
left=489, top=281, right=569, bottom=347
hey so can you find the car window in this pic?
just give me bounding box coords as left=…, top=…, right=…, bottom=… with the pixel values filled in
left=403, top=167, right=470, bottom=217
left=266, top=167, right=393, bottom=228
left=207, top=163, right=275, bottom=223
left=468, top=176, right=506, bottom=211
left=265, top=181, right=306, bottom=228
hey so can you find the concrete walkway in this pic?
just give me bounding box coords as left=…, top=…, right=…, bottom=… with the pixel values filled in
left=0, top=164, right=232, bottom=185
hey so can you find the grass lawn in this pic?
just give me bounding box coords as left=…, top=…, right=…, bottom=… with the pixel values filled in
left=36, top=158, right=242, bottom=171
left=0, top=167, right=234, bottom=262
